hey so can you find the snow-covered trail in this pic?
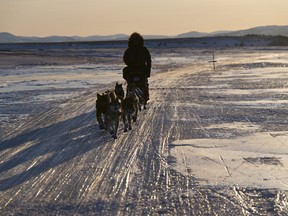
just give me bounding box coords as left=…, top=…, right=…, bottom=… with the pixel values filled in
left=1, top=50, right=288, bottom=215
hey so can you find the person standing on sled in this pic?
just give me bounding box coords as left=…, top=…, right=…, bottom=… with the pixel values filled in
left=123, top=32, right=151, bottom=103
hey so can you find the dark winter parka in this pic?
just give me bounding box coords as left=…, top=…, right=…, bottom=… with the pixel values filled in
left=123, top=33, right=151, bottom=80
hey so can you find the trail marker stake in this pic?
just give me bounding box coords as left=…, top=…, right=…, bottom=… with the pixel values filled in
left=208, top=52, right=217, bottom=70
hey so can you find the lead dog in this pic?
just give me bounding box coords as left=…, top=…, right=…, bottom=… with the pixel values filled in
left=106, top=90, right=122, bottom=139
left=95, top=91, right=110, bottom=130
left=122, top=89, right=141, bottom=131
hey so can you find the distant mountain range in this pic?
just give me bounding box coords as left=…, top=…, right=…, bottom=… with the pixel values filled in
left=176, top=25, right=288, bottom=38
left=1, top=25, right=288, bottom=44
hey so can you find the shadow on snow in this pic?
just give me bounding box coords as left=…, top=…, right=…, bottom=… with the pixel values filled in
left=0, top=110, right=110, bottom=191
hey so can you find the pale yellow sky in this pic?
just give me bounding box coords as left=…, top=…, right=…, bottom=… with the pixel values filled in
left=0, top=0, right=287, bottom=37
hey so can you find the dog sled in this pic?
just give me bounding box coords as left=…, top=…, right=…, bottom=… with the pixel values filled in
left=123, top=67, right=149, bottom=106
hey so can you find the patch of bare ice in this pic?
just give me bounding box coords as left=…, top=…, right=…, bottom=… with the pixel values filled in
left=203, top=122, right=259, bottom=131
left=170, top=131, right=288, bottom=190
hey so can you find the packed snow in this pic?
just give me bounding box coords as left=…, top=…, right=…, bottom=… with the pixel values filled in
left=1, top=41, right=288, bottom=215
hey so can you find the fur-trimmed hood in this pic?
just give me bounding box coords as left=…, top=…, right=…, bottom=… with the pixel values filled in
left=128, top=32, right=144, bottom=48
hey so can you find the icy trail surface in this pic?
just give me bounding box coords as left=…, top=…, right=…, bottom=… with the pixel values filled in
left=1, top=48, right=288, bottom=215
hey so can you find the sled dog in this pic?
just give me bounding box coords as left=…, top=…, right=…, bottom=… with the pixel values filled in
left=122, top=90, right=140, bottom=131
left=115, top=82, right=125, bottom=101
left=106, top=90, right=122, bottom=139
left=95, top=91, right=110, bottom=130
left=127, top=82, right=145, bottom=110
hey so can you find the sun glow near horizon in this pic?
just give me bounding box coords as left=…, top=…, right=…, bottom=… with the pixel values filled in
left=0, top=0, right=287, bottom=37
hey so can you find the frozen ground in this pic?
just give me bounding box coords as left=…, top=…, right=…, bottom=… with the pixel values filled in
left=0, top=44, right=288, bottom=215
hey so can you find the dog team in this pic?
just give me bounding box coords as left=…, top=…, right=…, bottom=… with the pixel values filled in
left=95, top=82, right=146, bottom=139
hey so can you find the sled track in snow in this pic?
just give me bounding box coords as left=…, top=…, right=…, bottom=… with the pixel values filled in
left=1, top=56, right=288, bottom=215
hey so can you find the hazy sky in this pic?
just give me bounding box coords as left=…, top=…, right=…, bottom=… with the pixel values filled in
left=0, top=0, right=287, bottom=37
